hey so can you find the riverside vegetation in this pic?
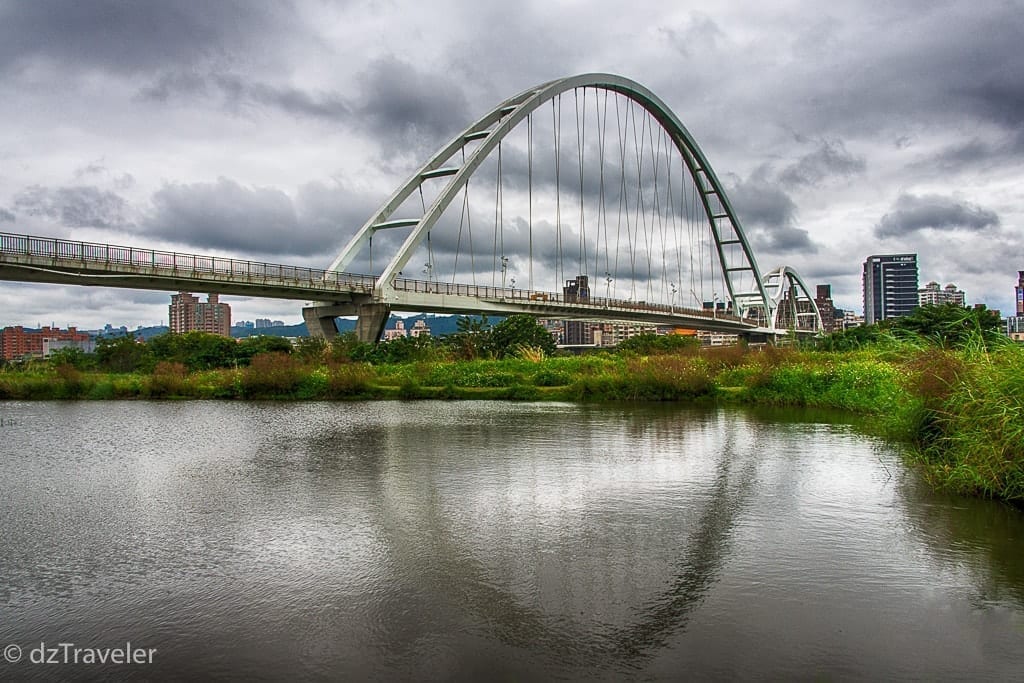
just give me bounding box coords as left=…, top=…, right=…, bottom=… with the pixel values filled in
left=0, top=306, right=1020, bottom=504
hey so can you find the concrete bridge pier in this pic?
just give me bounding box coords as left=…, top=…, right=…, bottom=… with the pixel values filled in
left=303, top=302, right=391, bottom=343
left=353, top=303, right=391, bottom=344
left=302, top=306, right=340, bottom=340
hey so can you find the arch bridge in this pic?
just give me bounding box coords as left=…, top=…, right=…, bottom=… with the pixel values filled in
left=0, top=74, right=822, bottom=342
left=305, top=73, right=821, bottom=341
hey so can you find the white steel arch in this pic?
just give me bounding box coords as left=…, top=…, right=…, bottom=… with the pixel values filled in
left=327, top=73, right=775, bottom=321
left=759, top=265, right=824, bottom=332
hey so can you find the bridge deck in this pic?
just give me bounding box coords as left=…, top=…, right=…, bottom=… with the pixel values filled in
left=0, top=231, right=770, bottom=334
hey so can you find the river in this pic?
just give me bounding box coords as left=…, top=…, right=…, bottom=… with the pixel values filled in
left=1, top=400, right=1022, bottom=680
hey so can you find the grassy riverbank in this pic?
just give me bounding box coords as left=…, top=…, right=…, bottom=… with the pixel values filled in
left=1, top=341, right=1021, bottom=503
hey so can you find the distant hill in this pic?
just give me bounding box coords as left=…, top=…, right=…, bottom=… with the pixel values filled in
left=229, top=313, right=496, bottom=339
left=136, top=326, right=169, bottom=340
left=79, top=313, right=499, bottom=342
left=231, top=323, right=311, bottom=338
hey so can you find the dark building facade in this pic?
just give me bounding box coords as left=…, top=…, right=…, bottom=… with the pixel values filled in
left=1016, top=271, right=1024, bottom=316
left=562, top=276, right=592, bottom=345
left=863, top=254, right=919, bottom=324
left=814, top=284, right=839, bottom=334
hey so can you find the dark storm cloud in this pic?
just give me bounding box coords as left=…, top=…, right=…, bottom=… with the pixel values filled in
left=725, top=174, right=817, bottom=254
left=0, top=208, right=14, bottom=222
left=874, top=193, right=999, bottom=239
left=958, top=72, right=1024, bottom=128
left=726, top=173, right=796, bottom=229
left=921, top=129, right=1024, bottom=172
left=0, top=0, right=298, bottom=74
left=138, top=72, right=351, bottom=123
left=145, top=177, right=374, bottom=258
left=722, top=2, right=1024, bottom=151
left=148, top=178, right=298, bottom=254
left=926, top=138, right=995, bottom=170
left=356, top=57, right=472, bottom=154
left=12, top=185, right=129, bottom=229
left=778, top=139, right=865, bottom=187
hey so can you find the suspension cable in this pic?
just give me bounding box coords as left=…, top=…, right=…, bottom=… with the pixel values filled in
left=553, top=95, right=563, bottom=290
left=528, top=111, right=533, bottom=291
left=595, top=88, right=609, bottom=283
left=576, top=87, right=586, bottom=277
left=491, top=140, right=502, bottom=287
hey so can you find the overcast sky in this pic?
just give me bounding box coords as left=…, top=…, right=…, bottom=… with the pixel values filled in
left=2, top=0, right=1022, bottom=329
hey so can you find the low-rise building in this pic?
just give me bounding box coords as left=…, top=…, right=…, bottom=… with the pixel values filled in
left=843, top=311, right=865, bottom=329
left=1, top=326, right=93, bottom=360
left=383, top=319, right=407, bottom=341
left=410, top=319, right=431, bottom=338
left=1006, top=316, right=1024, bottom=342
left=918, top=281, right=966, bottom=307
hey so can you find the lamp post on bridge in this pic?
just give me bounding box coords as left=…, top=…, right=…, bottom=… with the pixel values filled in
left=423, top=261, right=433, bottom=293
left=500, top=256, right=509, bottom=297
left=670, top=283, right=677, bottom=314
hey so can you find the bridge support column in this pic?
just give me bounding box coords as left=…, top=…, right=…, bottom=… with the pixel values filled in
left=303, top=306, right=342, bottom=340
left=354, top=303, right=391, bottom=344
left=304, top=302, right=391, bottom=343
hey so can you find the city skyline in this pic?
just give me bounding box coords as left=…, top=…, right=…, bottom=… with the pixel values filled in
left=1, top=2, right=1022, bottom=328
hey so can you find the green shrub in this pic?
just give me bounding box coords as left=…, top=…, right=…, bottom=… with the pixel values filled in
left=55, top=364, right=89, bottom=399
left=241, top=352, right=303, bottom=398
left=532, top=368, right=572, bottom=386
left=326, top=363, right=374, bottom=398
left=148, top=362, right=188, bottom=398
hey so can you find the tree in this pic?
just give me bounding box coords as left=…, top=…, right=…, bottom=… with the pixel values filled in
left=96, top=333, right=152, bottom=373
left=485, top=315, right=556, bottom=358
left=445, top=315, right=492, bottom=360
left=617, top=332, right=700, bottom=355
left=891, top=304, right=1004, bottom=350
left=47, top=346, right=94, bottom=370
left=328, top=332, right=372, bottom=363
left=354, top=334, right=440, bottom=364
left=149, top=332, right=239, bottom=370
left=293, top=336, right=327, bottom=364
left=235, top=335, right=293, bottom=364
left=814, top=324, right=886, bottom=351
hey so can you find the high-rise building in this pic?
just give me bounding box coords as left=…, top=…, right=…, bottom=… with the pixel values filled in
left=562, top=275, right=592, bottom=345
left=918, top=281, right=966, bottom=307
left=863, top=254, right=918, bottom=324
left=814, top=284, right=839, bottom=334
left=1016, top=271, right=1024, bottom=316
left=169, top=292, right=231, bottom=336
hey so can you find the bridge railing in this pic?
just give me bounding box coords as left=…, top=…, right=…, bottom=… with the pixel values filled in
left=390, top=277, right=745, bottom=324
left=0, top=232, right=377, bottom=292
left=1, top=231, right=750, bottom=325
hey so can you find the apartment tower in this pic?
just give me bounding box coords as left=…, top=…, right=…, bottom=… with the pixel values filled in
left=862, top=254, right=919, bottom=325
left=169, top=292, right=231, bottom=337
